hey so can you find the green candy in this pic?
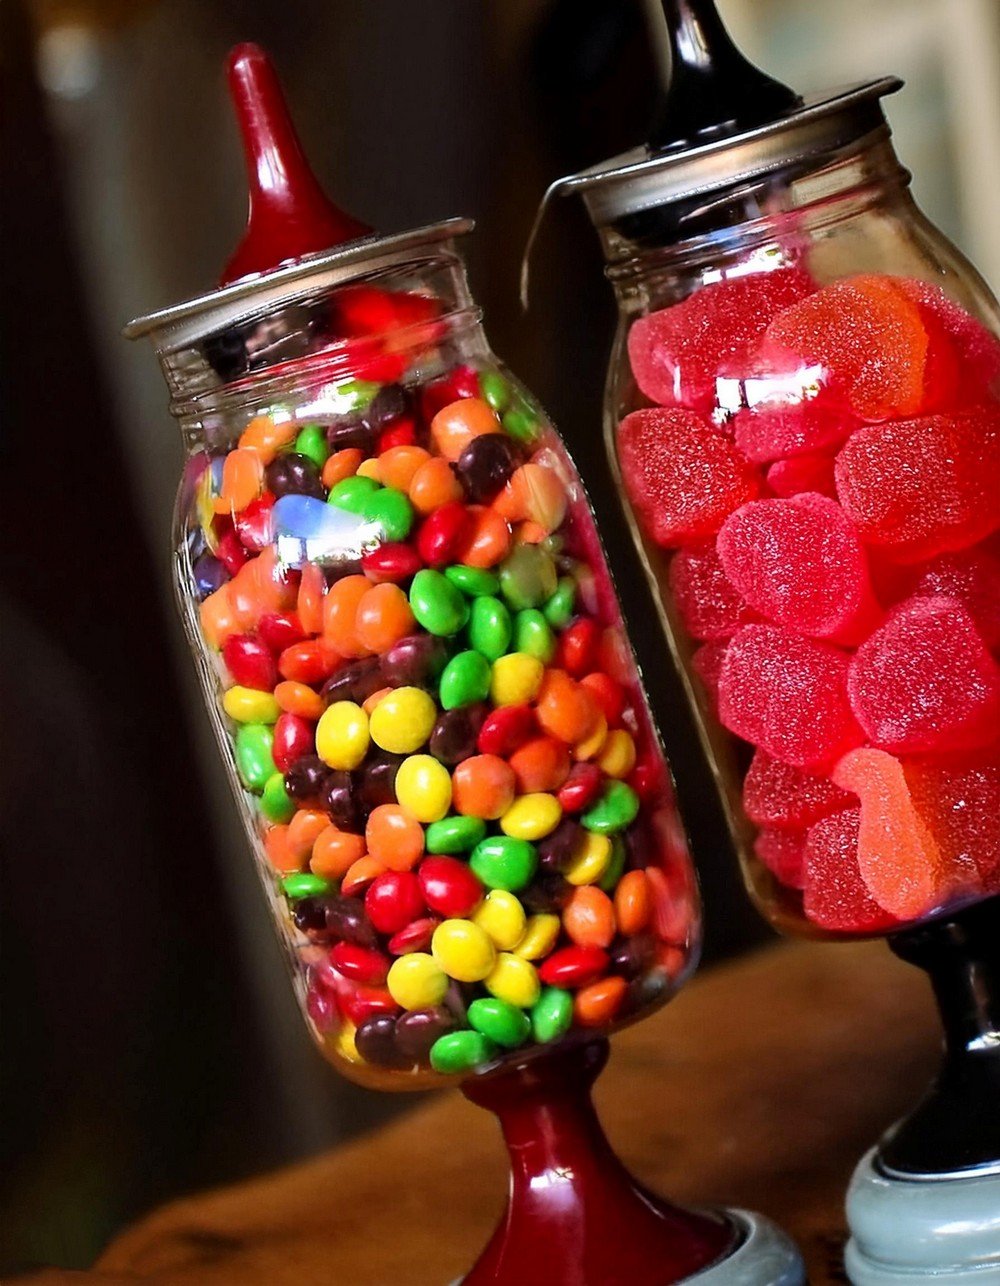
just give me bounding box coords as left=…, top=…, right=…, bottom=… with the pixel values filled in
left=425, top=815, right=487, bottom=854
left=335, top=379, right=380, bottom=411
left=543, top=577, right=577, bottom=628
left=429, top=1029, right=497, bottom=1075
left=499, top=545, right=558, bottom=611
left=362, top=487, right=414, bottom=542
left=470, top=835, right=538, bottom=892
left=439, top=650, right=492, bottom=710
left=444, top=564, right=500, bottom=598
left=468, top=998, right=530, bottom=1049
left=502, top=407, right=539, bottom=444
left=409, top=569, right=470, bottom=637
left=281, top=872, right=336, bottom=900
left=328, top=475, right=380, bottom=512
left=582, top=781, right=640, bottom=835
left=513, top=609, right=556, bottom=664
left=598, top=836, right=628, bottom=894
left=294, top=423, right=329, bottom=469
left=260, top=772, right=296, bottom=823
left=531, top=987, right=574, bottom=1043
left=479, top=369, right=511, bottom=414
left=235, top=724, right=275, bottom=792
left=468, top=595, right=512, bottom=661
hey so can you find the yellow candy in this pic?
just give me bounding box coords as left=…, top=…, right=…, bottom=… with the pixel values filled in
left=472, top=890, right=527, bottom=950
left=356, top=457, right=381, bottom=480
left=222, top=685, right=281, bottom=724
left=387, top=953, right=448, bottom=1010
left=485, top=952, right=540, bottom=1009
left=573, top=713, right=608, bottom=761
left=315, top=700, right=370, bottom=770
left=514, top=913, right=561, bottom=960
left=564, top=832, right=613, bottom=885
left=596, top=729, right=637, bottom=779
left=500, top=793, right=563, bottom=841
left=334, top=1022, right=361, bottom=1063
left=432, top=919, right=496, bottom=983
left=490, top=653, right=544, bottom=706
left=369, top=686, right=437, bottom=755
left=394, top=754, right=452, bottom=823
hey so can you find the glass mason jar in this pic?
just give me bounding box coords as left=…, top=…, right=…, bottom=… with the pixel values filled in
left=574, top=100, right=1000, bottom=941
left=129, top=221, right=700, bottom=1090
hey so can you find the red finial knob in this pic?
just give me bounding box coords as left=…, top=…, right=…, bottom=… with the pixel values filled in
left=219, top=43, right=372, bottom=286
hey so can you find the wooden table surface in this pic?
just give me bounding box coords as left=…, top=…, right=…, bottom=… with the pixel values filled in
left=18, top=940, right=940, bottom=1285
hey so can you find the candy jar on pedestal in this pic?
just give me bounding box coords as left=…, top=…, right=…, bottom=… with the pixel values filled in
left=125, top=43, right=804, bottom=1286
left=541, top=1, right=1000, bottom=1279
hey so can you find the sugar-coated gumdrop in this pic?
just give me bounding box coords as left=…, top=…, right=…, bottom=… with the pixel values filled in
left=802, top=809, right=899, bottom=933
left=753, top=828, right=807, bottom=889
left=903, top=544, right=1000, bottom=648
left=691, top=640, right=728, bottom=714
left=718, top=493, right=878, bottom=641
left=617, top=408, right=759, bottom=547
left=668, top=541, right=756, bottom=640
left=761, top=274, right=930, bottom=421
left=848, top=596, right=1000, bottom=755
left=766, top=453, right=837, bottom=499
left=832, top=748, right=949, bottom=921
left=896, top=279, right=1000, bottom=399
left=718, top=624, right=864, bottom=767
left=834, top=408, right=1000, bottom=563
left=904, top=749, right=1000, bottom=886
left=732, top=369, right=856, bottom=463
left=627, top=267, right=813, bottom=416
left=743, top=749, right=855, bottom=831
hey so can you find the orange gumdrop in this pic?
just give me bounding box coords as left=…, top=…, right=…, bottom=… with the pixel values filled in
left=341, top=855, right=388, bottom=898
left=457, top=507, right=512, bottom=569
left=452, top=755, right=517, bottom=820
left=264, top=824, right=300, bottom=874
left=322, top=447, right=364, bottom=490
left=297, top=562, right=326, bottom=636
left=238, top=416, right=298, bottom=464
left=355, top=583, right=416, bottom=654
left=508, top=736, right=571, bottom=794
left=832, top=748, right=948, bottom=921
left=213, top=447, right=265, bottom=515
left=430, top=397, right=500, bottom=461
left=310, top=826, right=367, bottom=880
left=574, top=976, right=627, bottom=1028
left=614, top=870, right=651, bottom=936
left=365, top=805, right=425, bottom=871
left=536, top=670, right=600, bottom=745
left=563, top=886, right=616, bottom=949
left=199, top=584, right=239, bottom=649
left=409, top=457, right=463, bottom=515
left=494, top=462, right=567, bottom=534
left=323, top=574, right=373, bottom=658
left=288, top=809, right=332, bottom=862
left=378, top=445, right=431, bottom=492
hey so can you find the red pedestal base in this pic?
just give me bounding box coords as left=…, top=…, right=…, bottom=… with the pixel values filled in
left=461, top=1038, right=735, bottom=1285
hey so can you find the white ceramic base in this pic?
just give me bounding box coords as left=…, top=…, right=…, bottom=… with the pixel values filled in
left=845, top=1147, right=1000, bottom=1283
left=686, top=1209, right=805, bottom=1286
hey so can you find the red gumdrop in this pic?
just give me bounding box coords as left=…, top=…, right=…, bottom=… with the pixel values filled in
left=761, top=273, right=931, bottom=421
left=904, top=748, right=1000, bottom=886
left=753, top=828, right=807, bottom=889
left=895, top=279, right=1000, bottom=400
left=617, top=408, right=759, bottom=548
left=223, top=632, right=279, bottom=690
left=732, top=360, right=857, bottom=463
left=766, top=453, right=837, bottom=499
left=717, top=493, right=879, bottom=642
left=904, top=543, right=1000, bottom=648
left=802, top=809, right=900, bottom=933
left=832, top=748, right=950, bottom=921
left=743, top=749, right=855, bottom=830
left=718, top=624, right=864, bottom=767
left=668, top=541, right=757, bottom=640
left=690, top=640, right=728, bottom=715
left=272, top=712, right=314, bottom=772
left=847, top=596, right=1000, bottom=755
left=626, top=267, right=814, bottom=415
left=834, top=408, right=1000, bottom=563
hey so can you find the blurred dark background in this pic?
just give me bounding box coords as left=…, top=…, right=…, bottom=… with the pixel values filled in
left=3, top=0, right=997, bottom=1273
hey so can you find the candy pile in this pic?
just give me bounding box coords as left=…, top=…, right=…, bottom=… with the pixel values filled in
left=187, top=286, right=693, bottom=1080
left=620, top=270, right=1000, bottom=934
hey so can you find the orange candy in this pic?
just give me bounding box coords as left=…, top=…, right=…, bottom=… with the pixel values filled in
left=430, top=397, right=499, bottom=461
left=296, top=562, right=326, bottom=636
left=230, top=548, right=296, bottom=627
left=278, top=638, right=339, bottom=685
left=323, top=574, right=373, bottom=658
left=574, top=975, right=627, bottom=1028
left=378, top=445, right=431, bottom=492
left=310, top=825, right=367, bottom=880
left=563, top=886, right=616, bottom=949
left=536, top=670, right=600, bottom=746
left=263, top=824, right=300, bottom=874
left=363, top=686, right=394, bottom=715
left=199, top=584, right=239, bottom=650
left=213, top=447, right=264, bottom=515
left=341, top=855, right=388, bottom=897
left=409, top=457, right=463, bottom=515
left=355, top=583, right=415, bottom=654
left=322, top=447, right=364, bottom=490
left=238, top=415, right=298, bottom=463
left=365, top=804, right=425, bottom=871
left=457, top=506, right=512, bottom=569
left=493, top=462, right=567, bottom=534
left=452, top=755, right=517, bottom=820
left=508, top=736, right=571, bottom=794
left=614, top=870, right=651, bottom=936
left=288, top=810, right=333, bottom=862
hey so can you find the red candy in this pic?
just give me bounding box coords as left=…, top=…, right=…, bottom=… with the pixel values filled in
left=618, top=408, right=759, bottom=547
left=362, top=542, right=423, bottom=584
left=905, top=750, right=1000, bottom=886
left=330, top=943, right=390, bottom=986
left=896, top=279, right=1000, bottom=397
left=668, top=541, right=756, bottom=641
left=802, top=809, right=898, bottom=933
left=765, top=453, right=837, bottom=500
left=416, top=502, right=472, bottom=566
left=557, top=762, right=604, bottom=813
left=743, top=749, right=855, bottom=831
left=216, top=527, right=249, bottom=575
left=272, top=712, right=315, bottom=772
left=378, top=416, right=418, bottom=453
left=718, top=625, right=864, bottom=767
left=234, top=493, right=276, bottom=551
left=477, top=705, right=536, bottom=758
left=387, top=916, right=440, bottom=956
left=847, top=596, right=1000, bottom=755
left=538, top=945, right=609, bottom=989
left=691, top=641, right=728, bottom=714
left=364, top=871, right=426, bottom=936
left=558, top=618, right=602, bottom=677
left=279, top=639, right=339, bottom=685
left=418, top=856, right=484, bottom=919
left=579, top=672, right=625, bottom=726
left=732, top=374, right=856, bottom=464
left=903, top=544, right=1000, bottom=648
left=340, top=984, right=399, bottom=1027
left=753, top=829, right=807, bottom=889
left=223, top=632, right=278, bottom=691
left=258, top=611, right=306, bottom=653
